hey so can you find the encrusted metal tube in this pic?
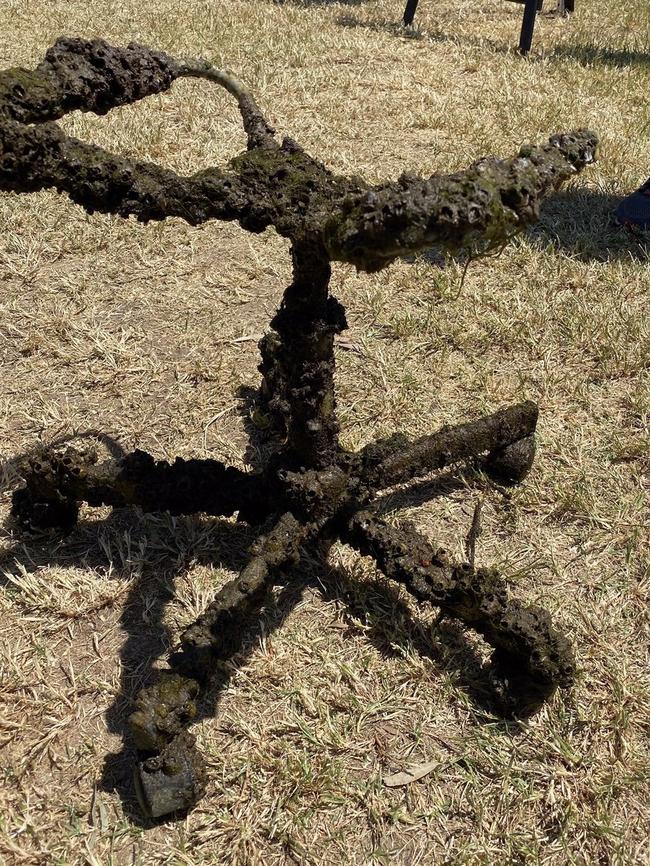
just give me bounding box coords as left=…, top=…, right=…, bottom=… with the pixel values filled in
left=11, top=447, right=270, bottom=534
left=342, top=510, right=575, bottom=716
left=0, top=38, right=598, bottom=267
left=360, top=401, right=539, bottom=488
left=0, top=37, right=597, bottom=820
left=128, top=512, right=310, bottom=817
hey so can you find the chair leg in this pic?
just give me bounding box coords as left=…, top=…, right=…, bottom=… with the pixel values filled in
left=403, top=0, right=420, bottom=26
left=519, top=0, right=539, bottom=54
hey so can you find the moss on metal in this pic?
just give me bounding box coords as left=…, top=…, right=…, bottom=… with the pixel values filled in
left=0, top=38, right=597, bottom=264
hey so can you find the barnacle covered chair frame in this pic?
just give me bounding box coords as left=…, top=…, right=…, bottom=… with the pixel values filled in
left=0, top=39, right=597, bottom=818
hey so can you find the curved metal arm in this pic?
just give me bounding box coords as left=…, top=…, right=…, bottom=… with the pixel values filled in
left=178, top=62, right=276, bottom=150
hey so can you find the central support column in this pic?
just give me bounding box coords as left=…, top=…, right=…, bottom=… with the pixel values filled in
left=258, top=240, right=347, bottom=469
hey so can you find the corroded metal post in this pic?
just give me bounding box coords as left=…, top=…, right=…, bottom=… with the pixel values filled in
left=0, top=38, right=597, bottom=819
left=259, top=240, right=345, bottom=468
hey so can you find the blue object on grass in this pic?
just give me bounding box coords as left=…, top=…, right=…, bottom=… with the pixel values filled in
left=614, top=178, right=650, bottom=230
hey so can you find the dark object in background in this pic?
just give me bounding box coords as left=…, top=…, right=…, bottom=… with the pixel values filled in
left=402, top=0, right=575, bottom=55
left=614, top=177, right=650, bottom=231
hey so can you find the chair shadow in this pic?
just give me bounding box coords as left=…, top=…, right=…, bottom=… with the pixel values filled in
left=318, top=557, right=513, bottom=720
left=334, top=7, right=647, bottom=67
left=1, top=424, right=526, bottom=825
left=335, top=12, right=451, bottom=44
left=335, top=8, right=535, bottom=55
left=236, top=384, right=286, bottom=474
left=0, top=501, right=260, bottom=823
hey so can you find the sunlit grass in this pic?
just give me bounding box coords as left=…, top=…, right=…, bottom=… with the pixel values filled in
left=0, top=0, right=648, bottom=863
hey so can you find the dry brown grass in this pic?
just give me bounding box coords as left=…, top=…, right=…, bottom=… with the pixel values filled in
left=1, top=1, right=649, bottom=864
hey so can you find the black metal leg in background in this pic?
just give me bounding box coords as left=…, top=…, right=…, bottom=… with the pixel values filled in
left=402, top=0, right=572, bottom=48
left=403, top=0, right=420, bottom=27
left=519, top=0, right=539, bottom=54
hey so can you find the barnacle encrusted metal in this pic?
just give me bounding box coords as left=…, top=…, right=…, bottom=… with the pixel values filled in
left=0, top=38, right=597, bottom=818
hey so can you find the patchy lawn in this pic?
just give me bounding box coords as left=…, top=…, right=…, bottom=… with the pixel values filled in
left=0, top=0, right=648, bottom=863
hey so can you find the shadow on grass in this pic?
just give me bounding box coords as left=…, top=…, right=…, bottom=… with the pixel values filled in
left=334, top=8, right=546, bottom=54
left=530, top=187, right=649, bottom=263
left=335, top=9, right=650, bottom=71
left=236, top=384, right=286, bottom=474
left=335, top=12, right=453, bottom=45
left=319, top=558, right=517, bottom=724
left=0, top=503, right=257, bottom=824
left=551, top=43, right=650, bottom=69
left=0, top=418, right=541, bottom=825
left=274, top=0, right=366, bottom=6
